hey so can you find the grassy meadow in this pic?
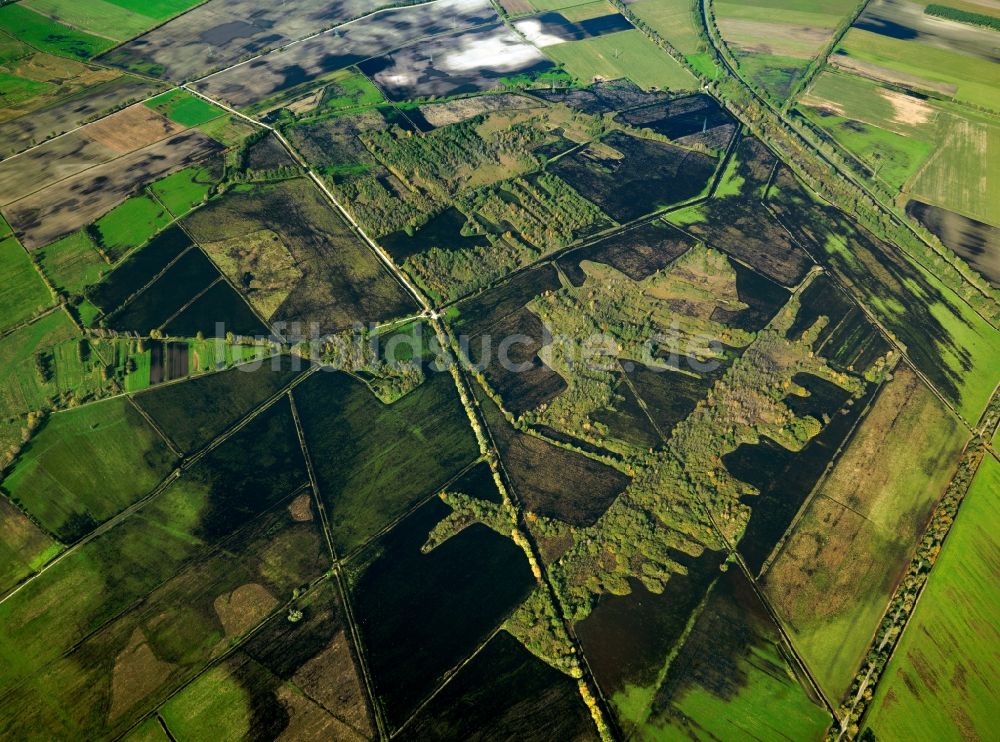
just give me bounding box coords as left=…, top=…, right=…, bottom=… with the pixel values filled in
left=863, top=453, right=1000, bottom=741
left=0, top=495, right=61, bottom=595
left=0, top=310, right=80, bottom=420
left=145, top=89, right=224, bottom=127
left=908, top=113, right=1000, bottom=228
left=545, top=30, right=698, bottom=91
left=149, top=163, right=219, bottom=218
left=1, top=397, right=176, bottom=541
left=714, top=0, right=858, bottom=99
left=836, top=29, right=1000, bottom=112
left=0, top=236, right=53, bottom=333
left=93, top=193, right=172, bottom=261
left=0, top=3, right=115, bottom=59
left=34, top=231, right=108, bottom=295
left=797, top=69, right=940, bottom=188
left=22, top=0, right=154, bottom=42
left=0, top=399, right=319, bottom=738
left=763, top=368, right=968, bottom=700
left=21, top=0, right=204, bottom=41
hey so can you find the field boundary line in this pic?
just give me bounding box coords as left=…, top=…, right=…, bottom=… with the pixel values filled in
left=390, top=625, right=504, bottom=737
left=287, top=389, right=336, bottom=563
left=667, top=218, right=818, bottom=285
left=902, top=116, right=954, bottom=195
left=0, top=364, right=314, bottom=606
left=765, top=200, right=978, bottom=434
left=181, top=85, right=426, bottom=315
left=13, top=4, right=120, bottom=42
left=182, top=362, right=317, bottom=468
left=758, top=374, right=886, bottom=577
left=706, top=122, right=743, bottom=197
left=154, top=275, right=222, bottom=332
left=783, top=0, right=873, bottom=110
left=100, top=244, right=197, bottom=321
left=330, top=562, right=388, bottom=740
left=647, top=269, right=840, bottom=719
left=452, top=357, right=617, bottom=740
left=0, top=303, right=63, bottom=341
left=0, top=121, right=203, bottom=206
left=126, top=394, right=181, bottom=458
left=613, top=0, right=1000, bottom=332
left=617, top=360, right=671, bottom=443
left=736, top=555, right=836, bottom=713
left=89, top=0, right=215, bottom=62
left=838, top=439, right=989, bottom=739
left=289, top=381, right=388, bottom=739
left=154, top=713, right=177, bottom=742
left=171, top=220, right=276, bottom=337
left=2, top=482, right=311, bottom=689
left=201, top=76, right=614, bottom=740
left=50, top=345, right=282, bottom=415
left=337, top=456, right=484, bottom=565
left=0, top=469, right=179, bottom=607
left=110, top=572, right=332, bottom=742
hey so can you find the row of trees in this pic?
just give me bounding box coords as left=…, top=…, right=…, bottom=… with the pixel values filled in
left=925, top=4, right=1000, bottom=31
left=833, top=442, right=988, bottom=739
left=612, top=0, right=1000, bottom=325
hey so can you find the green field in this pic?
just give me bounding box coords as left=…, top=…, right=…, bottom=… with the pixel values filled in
left=149, top=164, right=219, bottom=217
left=908, top=113, right=1000, bottom=227
left=0, top=495, right=60, bottom=595
left=104, top=0, right=202, bottom=18
left=192, top=114, right=254, bottom=147
left=0, top=4, right=115, bottom=59
left=544, top=30, right=698, bottom=91
left=801, top=70, right=940, bottom=137
left=145, top=89, right=224, bottom=127
left=134, top=354, right=301, bottom=453
left=837, top=29, right=1000, bottom=112
left=764, top=369, right=968, bottom=700
left=864, top=453, right=1000, bottom=740
left=0, top=237, right=53, bottom=334
left=22, top=0, right=152, bottom=42
left=34, top=231, right=108, bottom=295
left=627, top=0, right=703, bottom=56
left=93, top=194, right=172, bottom=261
left=636, top=571, right=832, bottom=740
left=0, top=399, right=320, bottom=739
left=772, top=168, right=1000, bottom=425
left=713, top=0, right=855, bottom=99
left=0, top=8, right=997, bottom=738
left=797, top=70, right=940, bottom=188
left=735, top=52, right=810, bottom=101
left=527, top=0, right=596, bottom=10
left=1, top=397, right=176, bottom=542
left=0, top=310, right=79, bottom=419
left=248, top=68, right=385, bottom=117
left=159, top=664, right=258, bottom=739
left=799, top=108, right=935, bottom=190
left=666, top=645, right=831, bottom=740
left=0, top=36, right=32, bottom=65
left=21, top=0, right=202, bottom=42
left=0, top=70, right=52, bottom=106
left=295, top=369, right=480, bottom=554
left=123, top=717, right=171, bottom=742
left=923, top=284, right=1000, bottom=425
left=316, top=71, right=384, bottom=113
left=716, top=0, right=849, bottom=22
